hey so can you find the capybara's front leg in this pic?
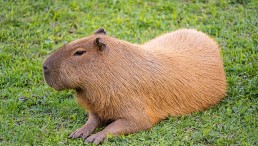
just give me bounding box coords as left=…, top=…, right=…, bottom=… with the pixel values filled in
left=69, top=112, right=100, bottom=139
left=84, top=118, right=152, bottom=145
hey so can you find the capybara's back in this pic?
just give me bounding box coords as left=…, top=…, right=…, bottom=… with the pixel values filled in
left=141, top=29, right=226, bottom=122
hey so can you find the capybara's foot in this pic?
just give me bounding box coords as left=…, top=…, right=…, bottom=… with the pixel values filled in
left=84, top=118, right=152, bottom=145
left=84, top=131, right=106, bottom=145
left=69, top=112, right=101, bottom=139
left=68, top=126, right=92, bottom=139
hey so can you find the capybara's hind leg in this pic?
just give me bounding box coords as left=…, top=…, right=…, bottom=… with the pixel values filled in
left=84, top=118, right=152, bottom=145
left=69, top=112, right=101, bottom=139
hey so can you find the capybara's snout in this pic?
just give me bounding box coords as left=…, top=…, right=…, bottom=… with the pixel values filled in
left=43, top=61, right=49, bottom=74
left=42, top=54, right=62, bottom=90
left=43, top=56, right=54, bottom=76
left=42, top=58, right=52, bottom=87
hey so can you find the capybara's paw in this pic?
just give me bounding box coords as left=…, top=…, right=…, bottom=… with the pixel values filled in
left=84, top=132, right=106, bottom=145
left=68, top=127, right=91, bottom=139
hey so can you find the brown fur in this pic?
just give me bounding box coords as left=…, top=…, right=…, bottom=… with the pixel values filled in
left=43, top=28, right=226, bottom=144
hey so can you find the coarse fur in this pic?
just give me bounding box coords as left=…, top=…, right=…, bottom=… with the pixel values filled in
left=43, top=28, right=226, bottom=144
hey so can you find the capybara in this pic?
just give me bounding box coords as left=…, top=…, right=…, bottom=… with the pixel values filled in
left=43, top=28, right=226, bottom=144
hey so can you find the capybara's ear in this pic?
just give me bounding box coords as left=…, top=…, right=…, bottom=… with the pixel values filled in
left=95, top=37, right=106, bottom=52
left=95, top=28, right=106, bottom=35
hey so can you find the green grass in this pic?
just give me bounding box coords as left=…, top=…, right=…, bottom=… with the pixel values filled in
left=0, top=0, right=257, bottom=145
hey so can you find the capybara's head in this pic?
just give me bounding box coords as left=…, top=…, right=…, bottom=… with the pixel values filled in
left=43, top=28, right=108, bottom=91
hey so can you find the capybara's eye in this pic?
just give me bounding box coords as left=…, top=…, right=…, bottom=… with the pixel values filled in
left=74, top=51, right=86, bottom=56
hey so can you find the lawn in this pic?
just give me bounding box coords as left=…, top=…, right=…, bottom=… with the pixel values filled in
left=0, top=0, right=257, bottom=145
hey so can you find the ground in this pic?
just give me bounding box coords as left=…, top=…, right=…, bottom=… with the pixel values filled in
left=0, top=0, right=257, bottom=145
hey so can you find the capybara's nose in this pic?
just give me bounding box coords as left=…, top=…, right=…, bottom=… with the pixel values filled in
left=43, top=65, right=49, bottom=73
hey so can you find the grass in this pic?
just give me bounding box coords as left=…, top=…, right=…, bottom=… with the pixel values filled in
left=0, top=0, right=257, bottom=145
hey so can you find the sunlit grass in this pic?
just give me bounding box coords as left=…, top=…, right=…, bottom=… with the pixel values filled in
left=0, top=0, right=257, bottom=145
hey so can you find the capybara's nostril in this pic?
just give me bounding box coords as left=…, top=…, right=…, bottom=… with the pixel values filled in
left=43, top=65, right=48, bottom=72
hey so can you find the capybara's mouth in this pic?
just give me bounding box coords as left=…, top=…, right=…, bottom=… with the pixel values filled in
left=43, top=73, right=64, bottom=91
left=45, top=79, right=65, bottom=91
left=52, top=86, right=65, bottom=91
